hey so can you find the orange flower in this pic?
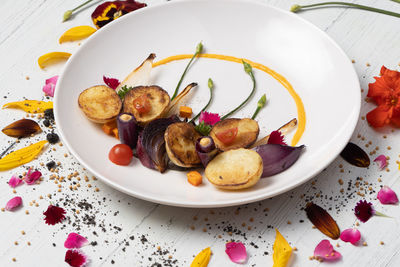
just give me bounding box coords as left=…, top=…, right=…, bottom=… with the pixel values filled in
left=366, top=66, right=400, bottom=127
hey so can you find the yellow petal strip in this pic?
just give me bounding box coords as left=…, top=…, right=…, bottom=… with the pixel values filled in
left=190, top=247, right=211, bottom=267
left=59, top=26, right=96, bottom=43
left=0, top=140, right=48, bottom=171
left=2, top=100, right=53, bottom=113
left=273, top=229, right=293, bottom=267
left=38, top=52, right=71, bottom=69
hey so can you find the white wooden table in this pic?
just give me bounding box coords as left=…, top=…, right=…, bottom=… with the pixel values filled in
left=1, top=0, right=400, bottom=266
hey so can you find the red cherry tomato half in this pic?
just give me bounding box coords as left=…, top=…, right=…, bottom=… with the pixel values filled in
left=108, top=144, right=133, bottom=165
left=133, top=94, right=151, bottom=114
left=215, top=127, right=238, bottom=145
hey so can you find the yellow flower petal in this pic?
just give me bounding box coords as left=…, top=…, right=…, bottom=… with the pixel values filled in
left=2, top=100, right=53, bottom=113
left=59, top=25, right=96, bottom=43
left=0, top=140, right=48, bottom=171
left=273, top=229, right=292, bottom=267
left=190, top=247, right=211, bottom=267
left=38, top=52, right=71, bottom=69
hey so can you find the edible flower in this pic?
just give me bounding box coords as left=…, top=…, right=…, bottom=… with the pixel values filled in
left=5, top=196, right=22, bottom=211
left=267, top=131, right=287, bottom=145
left=42, top=76, right=58, bottom=97
left=59, top=26, right=96, bottom=43
left=24, top=167, right=42, bottom=185
left=199, top=111, right=220, bottom=126
left=313, top=240, right=341, bottom=262
left=272, top=229, right=292, bottom=267
left=65, top=249, right=87, bottom=267
left=38, top=52, right=71, bottom=69
left=377, top=186, right=399, bottom=205
left=340, top=228, right=361, bottom=245
left=366, top=66, right=400, bottom=128
left=9, top=175, right=24, bottom=188
left=354, top=200, right=374, bottom=222
left=225, top=242, right=247, bottom=264
left=374, top=154, right=388, bottom=170
left=190, top=247, right=211, bottom=267
left=91, top=0, right=147, bottom=29
left=43, top=205, right=66, bottom=225
left=103, top=75, right=120, bottom=90
left=2, top=100, right=53, bottom=113
left=64, top=233, right=89, bottom=249
left=305, top=202, right=340, bottom=239
left=63, top=0, right=94, bottom=22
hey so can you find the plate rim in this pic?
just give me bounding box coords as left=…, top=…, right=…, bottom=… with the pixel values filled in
left=54, top=0, right=361, bottom=208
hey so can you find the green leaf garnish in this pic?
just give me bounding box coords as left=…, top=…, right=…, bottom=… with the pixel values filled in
left=195, top=121, right=212, bottom=136
left=117, top=85, right=133, bottom=99
left=251, top=94, right=267, bottom=120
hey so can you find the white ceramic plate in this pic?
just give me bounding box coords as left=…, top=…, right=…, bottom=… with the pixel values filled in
left=55, top=0, right=360, bottom=207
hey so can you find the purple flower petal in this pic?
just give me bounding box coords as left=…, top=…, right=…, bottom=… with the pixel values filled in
left=354, top=200, right=375, bottom=223
left=9, top=175, right=24, bottom=188
left=377, top=186, right=399, bottom=205
left=225, top=242, right=247, bottom=264
left=64, top=233, right=89, bottom=249
left=340, top=228, right=361, bottom=245
left=374, top=155, right=387, bottom=170
left=42, top=75, right=58, bottom=97
left=103, top=76, right=120, bottom=90
left=24, top=168, right=42, bottom=185
left=314, top=239, right=341, bottom=262
left=5, top=196, right=22, bottom=211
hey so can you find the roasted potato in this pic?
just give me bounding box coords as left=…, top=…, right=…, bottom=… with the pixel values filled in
left=210, top=118, right=259, bottom=151
left=205, top=148, right=263, bottom=190
left=123, top=85, right=170, bottom=125
left=164, top=122, right=201, bottom=168
left=78, top=85, right=122, bottom=123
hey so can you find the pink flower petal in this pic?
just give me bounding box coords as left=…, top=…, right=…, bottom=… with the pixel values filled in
left=267, top=131, right=287, bottom=145
left=225, top=242, right=247, bottom=264
left=103, top=75, right=120, bottom=90
left=374, top=155, right=388, bottom=170
left=42, top=75, right=58, bottom=97
left=314, top=240, right=341, bottom=262
left=24, top=168, right=42, bottom=185
left=65, top=249, right=87, bottom=267
left=5, top=196, right=22, bottom=211
left=9, top=175, right=24, bottom=188
left=377, top=186, right=399, bottom=205
left=199, top=111, right=220, bottom=126
left=340, top=228, right=361, bottom=245
left=65, top=233, right=89, bottom=249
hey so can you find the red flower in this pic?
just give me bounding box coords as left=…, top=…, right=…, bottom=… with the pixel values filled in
left=43, top=205, right=66, bottom=225
left=103, top=75, right=120, bottom=90
left=366, top=66, right=400, bottom=128
left=65, top=249, right=87, bottom=267
left=267, top=131, right=287, bottom=145
left=354, top=200, right=374, bottom=223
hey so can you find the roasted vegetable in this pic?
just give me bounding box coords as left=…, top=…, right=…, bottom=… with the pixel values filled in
left=205, top=148, right=263, bottom=190
left=140, top=116, right=180, bottom=172
left=123, top=85, right=170, bottom=125
left=2, top=119, right=41, bottom=138
left=136, top=132, right=156, bottom=171
left=187, top=171, right=203, bottom=186
left=117, top=113, right=138, bottom=149
left=195, top=136, right=218, bottom=167
left=78, top=85, right=122, bottom=123
left=164, top=83, right=197, bottom=117
left=255, top=144, right=305, bottom=177
left=210, top=118, right=259, bottom=151
left=164, top=122, right=202, bottom=168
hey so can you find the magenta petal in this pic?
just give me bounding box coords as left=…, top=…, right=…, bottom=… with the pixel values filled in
left=199, top=111, right=221, bottom=126
left=374, top=155, right=387, bottom=170
left=5, top=196, right=22, bottom=211
left=46, top=75, right=59, bottom=85
left=267, top=131, right=287, bottom=145
left=377, top=186, right=399, bottom=205
left=42, top=75, right=58, bottom=97
left=340, top=228, right=361, bottom=245
left=9, top=175, right=24, bottom=188
left=225, top=242, right=247, bottom=264
left=65, top=249, right=87, bottom=267
left=65, top=233, right=89, bottom=249
left=24, top=168, right=42, bottom=185
left=103, top=75, right=120, bottom=90
left=314, top=240, right=341, bottom=262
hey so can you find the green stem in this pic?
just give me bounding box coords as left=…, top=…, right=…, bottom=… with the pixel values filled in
left=291, top=2, right=400, bottom=18
left=221, top=60, right=256, bottom=120
left=391, top=0, right=400, bottom=4
left=251, top=94, right=266, bottom=120
left=190, top=78, right=214, bottom=123
left=72, top=0, right=94, bottom=12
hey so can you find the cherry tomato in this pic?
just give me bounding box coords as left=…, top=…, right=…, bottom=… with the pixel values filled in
left=215, top=127, right=238, bottom=145
left=133, top=94, right=151, bottom=114
left=108, top=144, right=133, bottom=165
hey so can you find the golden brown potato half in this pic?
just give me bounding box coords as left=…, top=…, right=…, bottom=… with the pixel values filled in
left=205, top=148, right=263, bottom=190
left=78, top=85, right=122, bottom=123
left=123, top=85, right=170, bottom=125
left=210, top=118, right=259, bottom=151
left=164, top=122, right=202, bottom=168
